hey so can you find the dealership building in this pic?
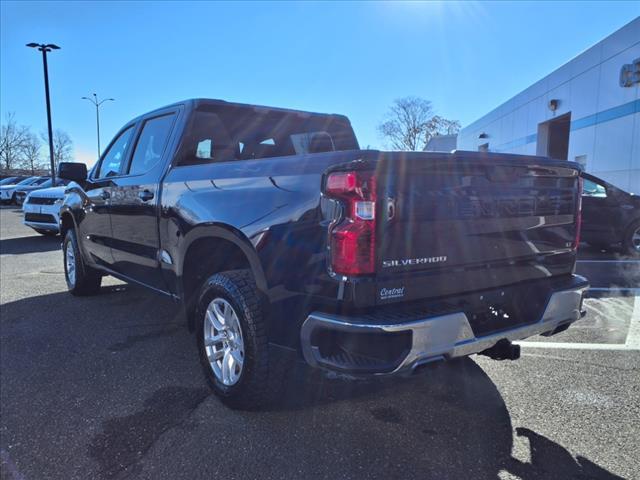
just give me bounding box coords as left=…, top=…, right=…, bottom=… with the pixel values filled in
left=458, top=17, right=640, bottom=194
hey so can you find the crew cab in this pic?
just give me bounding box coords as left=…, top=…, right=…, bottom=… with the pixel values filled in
left=58, top=99, right=589, bottom=408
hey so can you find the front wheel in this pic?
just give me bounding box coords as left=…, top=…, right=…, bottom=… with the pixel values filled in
left=63, top=229, right=102, bottom=295
left=196, top=270, right=284, bottom=409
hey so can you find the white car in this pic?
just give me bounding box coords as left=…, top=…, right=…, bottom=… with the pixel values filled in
left=1, top=176, right=48, bottom=204
left=22, top=186, right=66, bottom=235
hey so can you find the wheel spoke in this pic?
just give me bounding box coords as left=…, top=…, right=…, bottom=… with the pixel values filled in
left=213, top=302, right=227, bottom=328
left=204, top=334, right=225, bottom=347
left=223, top=303, right=233, bottom=324
left=222, top=350, right=232, bottom=384
left=206, top=308, right=224, bottom=331
left=230, top=349, right=243, bottom=369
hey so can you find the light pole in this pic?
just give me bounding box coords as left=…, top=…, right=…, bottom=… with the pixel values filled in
left=82, top=93, right=114, bottom=159
left=26, top=42, right=59, bottom=183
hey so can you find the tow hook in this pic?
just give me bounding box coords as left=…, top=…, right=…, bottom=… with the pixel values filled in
left=479, top=339, right=521, bottom=361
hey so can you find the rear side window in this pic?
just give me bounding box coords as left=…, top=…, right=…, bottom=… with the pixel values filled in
left=177, top=111, right=236, bottom=165
left=290, top=131, right=335, bottom=154
left=96, top=127, right=134, bottom=178
left=128, top=114, right=176, bottom=175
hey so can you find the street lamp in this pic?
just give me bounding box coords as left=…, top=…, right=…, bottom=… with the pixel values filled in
left=26, top=42, right=60, bottom=184
left=82, top=93, right=114, bottom=159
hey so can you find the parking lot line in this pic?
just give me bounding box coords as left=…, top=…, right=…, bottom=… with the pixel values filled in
left=588, top=287, right=640, bottom=294
left=515, top=342, right=635, bottom=350
left=516, top=296, right=640, bottom=351
left=625, top=295, right=640, bottom=349
left=577, top=260, right=640, bottom=264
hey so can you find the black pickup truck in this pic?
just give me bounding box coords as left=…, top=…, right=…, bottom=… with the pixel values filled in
left=58, top=98, right=589, bottom=408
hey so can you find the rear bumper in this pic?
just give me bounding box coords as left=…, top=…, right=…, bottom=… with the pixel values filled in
left=301, top=275, right=589, bottom=375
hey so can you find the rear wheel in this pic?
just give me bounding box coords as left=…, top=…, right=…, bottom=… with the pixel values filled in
left=63, top=229, right=102, bottom=295
left=196, top=269, right=284, bottom=409
left=623, top=220, right=640, bottom=257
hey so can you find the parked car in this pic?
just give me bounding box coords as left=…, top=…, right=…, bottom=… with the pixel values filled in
left=581, top=173, right=640, bottom=256
left=58, top=98, right=588, bottom=409
left=14, top=178, right=69, bottom=206
left=22, top=186, right=66, bottom=235
left=0, top=176, right=48, bottom=204
left=0, top=176, right=27, bottom=186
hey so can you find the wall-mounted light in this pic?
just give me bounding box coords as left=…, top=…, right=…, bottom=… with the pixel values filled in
left=478, top=132, right=488, bottom=139
left=548, top=99, right=559, bottom=111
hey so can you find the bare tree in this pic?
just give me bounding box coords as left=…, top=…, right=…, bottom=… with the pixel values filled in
left=20, top=132, right=43, bottom=174
left=0, top=113, right=30, bottom=170
left=377, top=97, right=461, bottom=151
left=42, top=129, right=73, bottom=168
left=430, top=116, right=461, bottom=136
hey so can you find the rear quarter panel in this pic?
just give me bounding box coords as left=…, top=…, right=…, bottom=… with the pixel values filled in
left=159, top=151, right=365, bottom=303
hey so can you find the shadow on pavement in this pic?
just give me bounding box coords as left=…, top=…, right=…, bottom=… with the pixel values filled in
left=0, top=234, right=60, bottom=255
left=504, top=428, right=625, bottom=479
left=0, top=286, right=625, bottom=480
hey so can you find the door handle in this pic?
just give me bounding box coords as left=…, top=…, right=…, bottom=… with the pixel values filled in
left=100, top=190, right=110, bottom=200
left=138, top=190, right=154, bottom=202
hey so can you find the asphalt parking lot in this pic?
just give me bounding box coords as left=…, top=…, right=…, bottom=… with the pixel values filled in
left=1, top=205, right=638, bottom=480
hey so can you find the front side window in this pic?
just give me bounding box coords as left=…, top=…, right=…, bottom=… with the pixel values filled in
left=582, top=178, right=607, bottom=198
left=128, top=114, right=176, bottom=175
left=96, top=127, right=134, bottom=178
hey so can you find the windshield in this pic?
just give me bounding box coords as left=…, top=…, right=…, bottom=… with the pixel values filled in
left=0, top=177, right=18, bottom=185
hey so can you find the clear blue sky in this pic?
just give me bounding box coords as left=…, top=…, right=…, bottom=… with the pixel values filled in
left=1, top=1, right=638, bottom=165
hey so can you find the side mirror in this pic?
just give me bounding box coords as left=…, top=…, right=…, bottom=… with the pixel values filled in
left=58, top=162, right=87, bottom=183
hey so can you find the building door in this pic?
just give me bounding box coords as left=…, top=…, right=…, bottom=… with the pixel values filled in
left=537, top=113, right=571, bottom=160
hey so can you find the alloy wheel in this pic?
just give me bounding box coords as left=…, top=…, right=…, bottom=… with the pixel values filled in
left=65, top=244, right=76, bottom=287
left=203, top=298, right=245, bottom=386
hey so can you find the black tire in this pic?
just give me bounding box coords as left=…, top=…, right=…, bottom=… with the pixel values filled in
left=63, top=229, right=102, bottom=296
left=622, top=219, right=640, bottom=257
left=34, top=228, right=58, bottom=236
left=195, top=269, right=284, bottom=409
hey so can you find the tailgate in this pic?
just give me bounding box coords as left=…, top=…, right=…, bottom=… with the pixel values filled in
left=375, top=152, right=581, bottom=277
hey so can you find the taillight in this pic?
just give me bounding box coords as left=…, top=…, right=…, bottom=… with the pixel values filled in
left=573, top=176, right=583, bottom=250
left=325, top=170, right=377, bottom=275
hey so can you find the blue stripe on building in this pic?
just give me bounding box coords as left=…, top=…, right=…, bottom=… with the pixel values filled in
left=492, top=99, right=639, bottom=152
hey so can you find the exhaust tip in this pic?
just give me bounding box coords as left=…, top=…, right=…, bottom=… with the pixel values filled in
left=479, top=339, right=521, bottom=361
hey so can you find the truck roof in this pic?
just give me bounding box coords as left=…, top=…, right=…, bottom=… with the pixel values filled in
left=134, top=98, right=351, bottom=124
